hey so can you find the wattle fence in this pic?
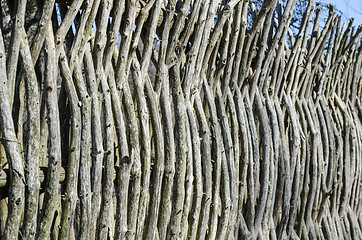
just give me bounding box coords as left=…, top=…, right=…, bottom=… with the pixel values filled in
left=0, top=0, right=361, bottom=239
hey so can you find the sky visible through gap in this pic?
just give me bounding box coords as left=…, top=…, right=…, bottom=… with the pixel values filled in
left=319, top=0, right=362, bottom=26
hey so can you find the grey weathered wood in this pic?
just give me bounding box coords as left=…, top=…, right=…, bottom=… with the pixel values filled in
left=0, top=0, right=361, bottom=239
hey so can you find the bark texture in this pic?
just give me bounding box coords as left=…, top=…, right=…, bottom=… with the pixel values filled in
left=0, top=0, right=361, bottom=239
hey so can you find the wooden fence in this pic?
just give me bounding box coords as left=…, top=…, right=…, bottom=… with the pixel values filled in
left=0, top=0, right=361, bottom=239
